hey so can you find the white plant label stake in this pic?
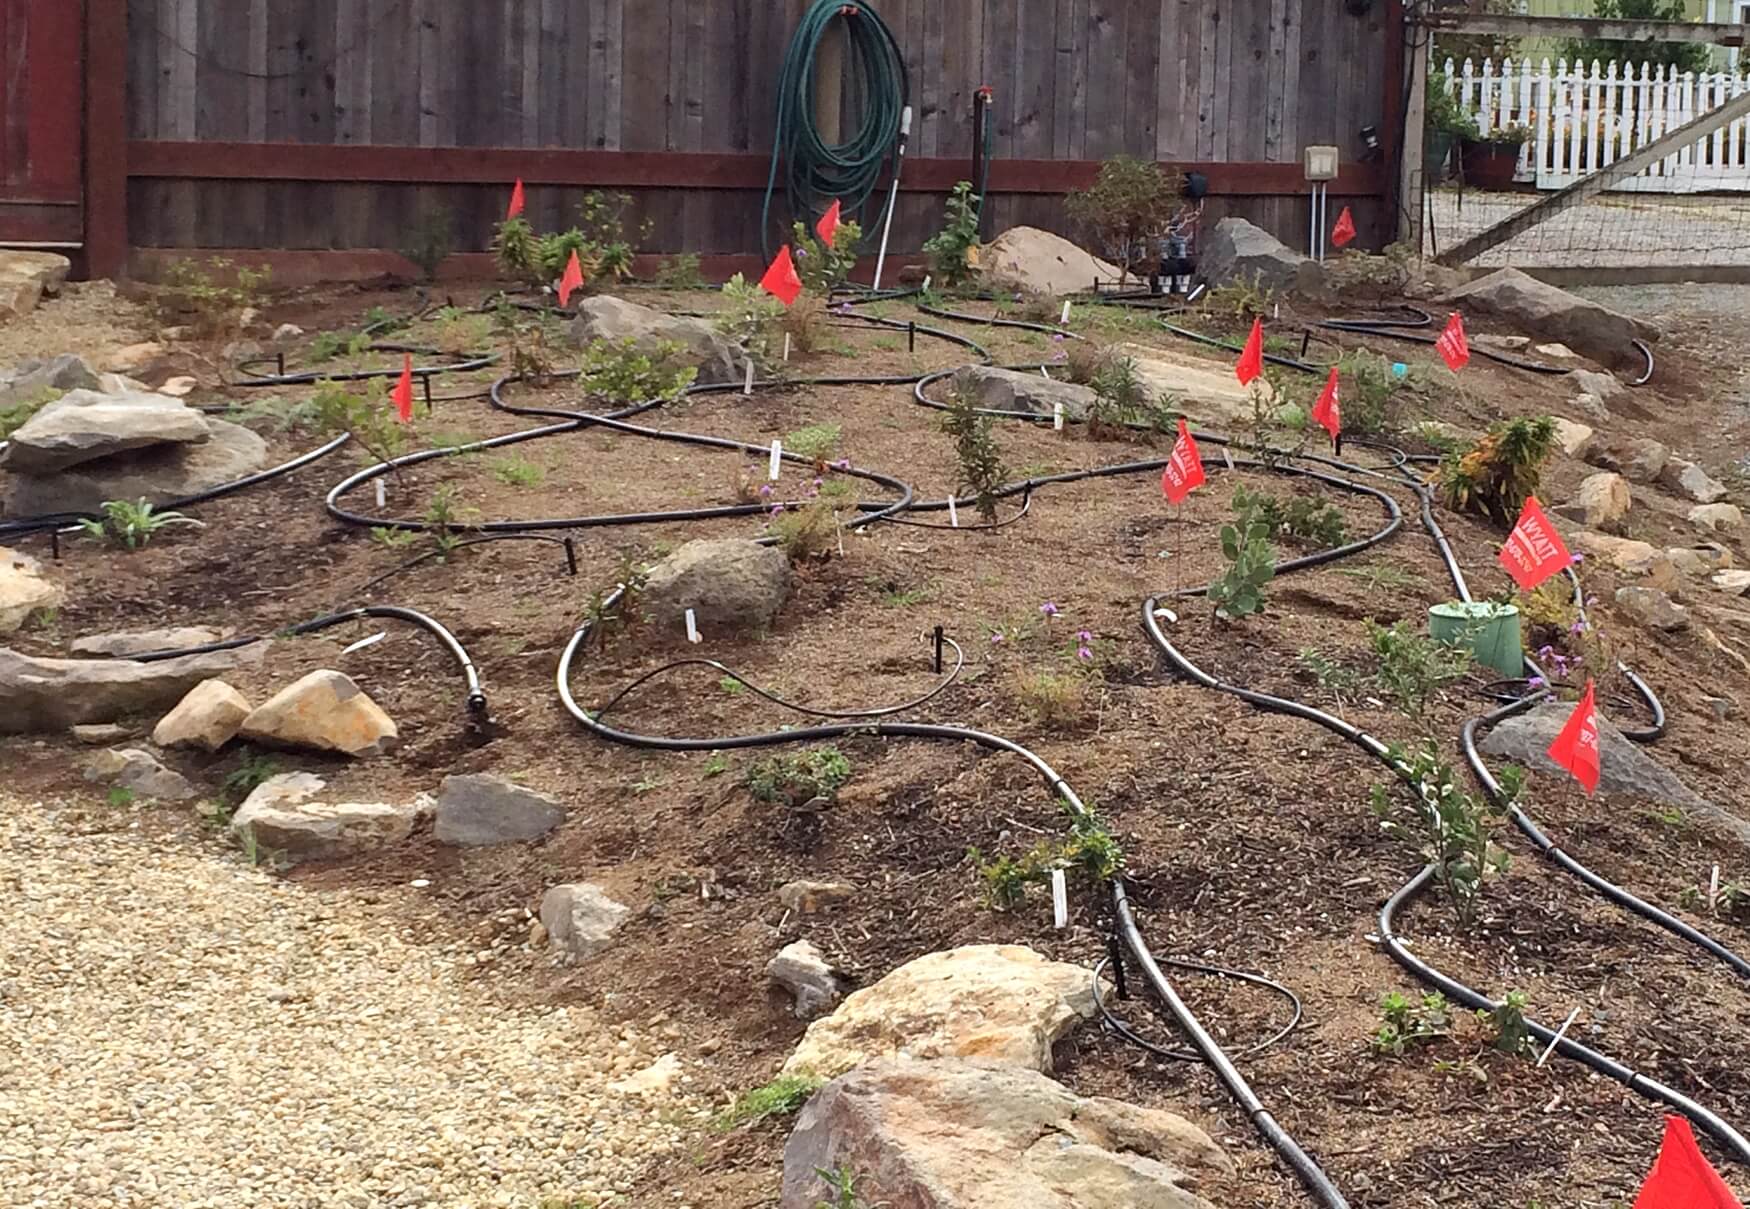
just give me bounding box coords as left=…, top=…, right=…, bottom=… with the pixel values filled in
left=341, top=631, right=387, bottom=656
left=684, top=608, right=701, bottom=644
left=1051, top=868, right=1068, bottom=929
left=947, top=494, right=959, bottom=528
left=1040, top=367, right=1052, bottom=380
left=1060, top=300, right=1072, bottom=325
left=743, top=360, right=755, bottom=396
left=768, top=439, right=783, bottom=481
left=1221, top=445, right=1235, bottom=471
left=1053, top=401, right=1064, bottom=431
left=375, top=477, right=386, bottom=508
left=1537, top=1007, right=1582, bottom=1067
left=1711, top=863, right=1722, bottom=909
left=921, top=275, right=932, bottom=293
left=782, top=333, right=792, bottom=363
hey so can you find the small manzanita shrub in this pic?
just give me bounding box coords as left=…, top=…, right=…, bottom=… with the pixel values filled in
left=1209, top=488, right=1276, bottom=621
left=941, top=388, right=1008, bottom=523
left=745, top=747, right=853, bottom=807
left=921, top=180, right=982, bottom=288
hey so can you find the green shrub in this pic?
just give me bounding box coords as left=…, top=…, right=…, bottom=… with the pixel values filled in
left=941, top=388, right=1008, bottom=523
left=1366, top=619, right=1472, bottom=719
left=654, top=253, right=706, bottom=289
left=1065, top=155, right=1183, bottom=281
left=784, top=422, right=842, bottom=465
left=578, top=338, right=697, bottom=404
left=746, top=747, right=853, bottom=807
left=1337, top=349, right=1414, bottom=436
left=1373, top=990, right=1455, bottom=1056
left=715, top=273, right=783, bottom=364
left=309, top=377, right=408, bottom=466
left=790, top=219, right=863, bottom=294
left=1087, top=354, right=1176, bottom=438
left=77, top=499, right=204, bottom=550
left=1237, top=486, right=1348, bottom=549
left=714, top=1074, right=822, bottom=1130
left=1209, top=488, right=1276, bottom=621
left=1372, top=740, right=1521, bottom=928
left=922, top=181, right=982, bottom=288
left=401, top=205, right=454, bottom=281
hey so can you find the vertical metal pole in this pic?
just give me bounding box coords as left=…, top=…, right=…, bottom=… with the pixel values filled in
left=872, top=107, right=913, bottom=291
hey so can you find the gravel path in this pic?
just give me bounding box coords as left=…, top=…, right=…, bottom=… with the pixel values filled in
left=0, top=796, right=699, bottom=1208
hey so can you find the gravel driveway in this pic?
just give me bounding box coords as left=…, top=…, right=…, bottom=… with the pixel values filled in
left=0, top=796, right=697, bottom=1208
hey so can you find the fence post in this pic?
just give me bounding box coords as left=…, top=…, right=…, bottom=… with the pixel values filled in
left=84, top=0, right=129, bottom=279
left=1535, top=58, right=1553, bottom=186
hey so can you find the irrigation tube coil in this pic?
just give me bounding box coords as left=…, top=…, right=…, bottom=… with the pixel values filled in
left=762, top=0, right=909, bottom=255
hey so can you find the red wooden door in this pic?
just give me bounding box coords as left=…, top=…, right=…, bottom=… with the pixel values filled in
left=0, top=0, right=84, bottom=246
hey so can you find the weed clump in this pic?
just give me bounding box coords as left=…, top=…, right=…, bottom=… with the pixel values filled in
left=746, top=747, right=852, bottom=807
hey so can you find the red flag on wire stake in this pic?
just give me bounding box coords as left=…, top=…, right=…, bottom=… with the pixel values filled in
left=1498, top=496, right=1572, bottom=591
left=390, top=354, right=414, bottom=423
left=1311, top=367, right=1342, bottom=445
left=1235, top=318, right=1264, bottom=386
left=760, top=246, right=804, bottom=307
left=816, top=200, right=842, bottom=249
left=506, top=179, right=526, bottom=221
left=1331, top=205, right=1357, bottom=248
left=557, top=249, right=586, bottom=308
left=1547, top=679, right=1602, bottom=795
left=1633, top=1116, right=1742, bottom=1209
left=1161, top=418, right=1206, bottom=505
left=1436, top=311, right=1471, bottom=371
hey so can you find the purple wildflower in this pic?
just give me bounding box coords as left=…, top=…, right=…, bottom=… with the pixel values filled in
left=1040, top=602, right=1059, bottom=618
left=1570, top=552, right=1584, bottom=564
left=813, top=477, right=823, bottom=488
left=990, top=633, right=1004, bottom=645
left=1537, top=644, right=1555, bottom=659
left=759, top=483, right=773, bottom=498
left=1569, top=620, right=1586, bottom=636
left=1052, top=333, right=1066, bottom=342
left=832, top=458, right=851, bottom=470
left=1528, top=675, right=1546, bottom=688
left=1077, top=645, right=1094, bottom=661
left=794, top=246, right=808, bottom=259
left=769, top=503, right=784, bottom=516
left=1076, top=629, right=1092, bottom=642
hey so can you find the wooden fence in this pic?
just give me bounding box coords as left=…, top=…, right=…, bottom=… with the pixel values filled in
left=1443, top=56, right=1750, bottom=191
left=112, top=0, right=1402, bottom=274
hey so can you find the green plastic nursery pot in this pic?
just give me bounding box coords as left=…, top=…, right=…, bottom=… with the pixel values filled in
left=1428, top=601, right=1523, bottom=679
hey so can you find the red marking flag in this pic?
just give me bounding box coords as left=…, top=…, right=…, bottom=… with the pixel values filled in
left=1331, top=205, right=1357, bottom=248
left=1161, top=418, right=1206, bottom=505
left=1547, top=678, right=1602, bottom=795
left=816, top=199, right=842, bottom=249
left=390, top=354, right=414, bottom=423
left=1436, top=311, right=1471, bottom=371
left=1235, top=317, right=1264, bottom=386
left=760, top=246, right=804, bottom=307
left=1633, top=1116, right=1742, bottom=1209
left=506, top=179, right=526, bottom=221
left=1311, top=367, right=1342, bottom=443
left=1497, top=496, right=1572, bottom=591
left=558, top=249, right=586, bottom=308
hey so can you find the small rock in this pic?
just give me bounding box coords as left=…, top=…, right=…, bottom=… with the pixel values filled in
left=1537, top=342, right=1578, bottom=359
left=609, top=1053, right=682, bottom=1098
left=71, top=626, right=223, bottom=657
left=641, top=539, right=792, bottom=638
left=272, top=323, right=305, bottom=342
left=1657, top=458, right=1728, bottom=504
left=1473, top=333, right=1530, bottom=351
left=0, top=251, right=72, bottom=321
left=567, top=296, right=748, bottom=385
left=1552, top=418, right=1594, bottom=457
left=70, top=723, right=133, bottom=745
left=1667, top=545, right=1733, bottom=578
left=777, top=879, right=857, bottom=914
left=1703, top=695, right=1737, bottom=721
left=101, top=342, right=168, bottom=376
left=0, top=353, right=100, bottom=406
left=1690, top=503, right=1744, bottom=533
left=539, top=883, right=629, bottom=960
left=1614, top=586, right=1689, bottom=632
left=768, top=940, right=849, bottom=1020
left=1571, top=368, right=1623, bottom=402
left=1555, top=472, right=1630, bottom=532
left=81, top=747, right=198, bottom=802
left=1585, top=437, right=1668, bottom=484
left=1712, top=569, right=1750, bottom=596
left=1569, top=531, right=1678, bottom=591
left=152, top=678, right=252, bottom=752
left=230, top=772, right=422, bottom=863
left=159, top=376, right=199, bottom=398
left=433, top=773, right=564, bottom=846
left=1570, top=391, right=1609, bottom=422
left=0, top=545, right=64, bottom=635
left=239, top=669, right=399, bottom=757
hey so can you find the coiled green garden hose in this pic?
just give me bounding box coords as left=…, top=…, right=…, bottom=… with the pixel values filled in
left=761, top=0, right=910, bottom=257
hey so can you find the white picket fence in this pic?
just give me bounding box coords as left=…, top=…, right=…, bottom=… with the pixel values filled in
left=1441, top=56, right=1750, bottom=191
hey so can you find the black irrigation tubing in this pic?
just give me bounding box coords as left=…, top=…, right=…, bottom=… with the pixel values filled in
left=1140, top=598, right=1750, bottom=1165
left=1091, top=954, right=1305, bottom=1062
left=1317, top=315, right=1576, bottom=376
left=346, top=533, right=581, bottom=601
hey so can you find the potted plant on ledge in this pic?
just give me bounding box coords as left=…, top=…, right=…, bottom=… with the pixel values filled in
left=1424, top=74, right=1480, bottom=184
left=1460, top=124, right=1531, bottom=192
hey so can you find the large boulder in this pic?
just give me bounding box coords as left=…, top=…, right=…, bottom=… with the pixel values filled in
left=642, top=538, right=792, bottom=638
left=1658, top=459, right=1728, bottom=505
left=539, top=882, right=630, bottom=960
left=432, top=772, right=564, bottom=846
left=81, top=747, right=198, bottom=802
left=239, top=669, right=398, bottom=758
left=0, top=251, right=71, bottom=321
left=952, top=366, right=1094, bottom=421
left=1442, top=268, right=1658, bottom=366
left=1481, top=701, right=1716, bottom=815
left=779, top=1058, right=1232, bottom=1209
left=3, top=418, right=267, bottom=517
left=1554, top=472, right=1631, bottom=532
left=568, top=295, right=747, bottom=386
left=0, top=546, right=64, bottom=634
left=976, top=227, right=1124, bottom=296
left=783, top=944, right=1101, bottom=1080
left=1197, top=217, right=1323, bottom=294
left=71, top=626, right=223, bottom=657
left=152, top=678, right=252, bottom=752
left=0, top=388, right=211, bottom=475
left=230, top=772, right=424, bottom=863
left=1116, top=343, right=1263, bottom=428
left=0, top=643, right=264, bottom=732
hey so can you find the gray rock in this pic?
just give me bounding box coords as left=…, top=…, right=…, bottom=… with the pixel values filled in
left=568, top=295, right=747, bottom=386
left=0, top=388, right=211, bottom=475
left=1584, top=436, right=1669, bottom=484
left=1667, top=545, right=1733, bottom=578
left=70, top=723, right=134, bottom=745
left=539, top=882, right=629, bottom=960
left=1614, top=586, right=1689, bottom=632
left=230, top=772, right=423, bottom=864
left=1704, top=695, right=1737, bottom=721
left=778, top=879, right=857, bottom=914
left=1690, top=503, right=1744, bottom=533
left=1657, top=459, right=1728, bottom=505
left=779, top=1058, right=1232, bottom=1209
left=1555, top=472, right=1630, bottom=532
left=239, top=669, right=399, bottom=758
left=768, top=940, right=849, bottom=1020
left=1480, top=701, right=1713, bottom=812
left=1571, top=369, right=1624, bottom=404
left=81, top=747, right=198, bottom=802
left=952, top=365, right=1094, bottom=421
left=1473, top=333, right=1531, bottom=352
left=3, top=418, right=267, bottom=516
left=1712, top=569, right=1750, bottom=596
left=1198, top=216, right=1324, bottom=294
left=1442, top=268, right=1659, bottom=366
left=1552, top=418, right=1594, bottom=457
left=71, top=626, right=224, bottom=657
left=0, top=545, right=64, bottom=635
left=0, top=643, right=264, bottom=733
left=152, top=678, right=251, bottom=752
left=0, top=354, right=101, bottom=409
left=642, top=538, right=792, bottom=637
left=433, top=773, right=564, bottom=846
left=1570, top=391, right=1609, bottom=422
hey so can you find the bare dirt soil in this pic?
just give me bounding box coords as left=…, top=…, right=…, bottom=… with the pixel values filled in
left=5, top=276, right=1750, bottom=1208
